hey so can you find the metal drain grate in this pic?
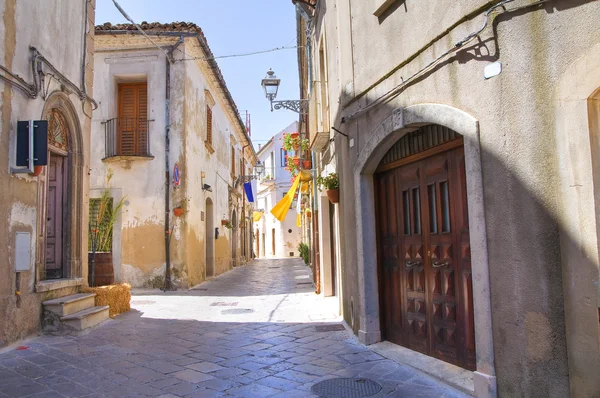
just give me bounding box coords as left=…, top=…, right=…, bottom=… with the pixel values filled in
left=210, top=302, right=238, bottom=307
left=311, top=378, right=382, bottom=398
left=131, top=300, right=155, bottom=305
left=315, top=324, right=346, bottom=332
left=221, top=308, right=254, bottom=315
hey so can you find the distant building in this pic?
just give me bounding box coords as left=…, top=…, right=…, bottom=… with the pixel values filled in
left=254, top=122, right=302, bottom=258
left=91, top=22, right=256, bottom=288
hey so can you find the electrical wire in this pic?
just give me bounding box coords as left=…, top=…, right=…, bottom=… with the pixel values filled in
left=110, top=0, right=174, bottom=62
left=342, top=0, right=550, bottom=122
left=174, top=45, right=300, bottom=63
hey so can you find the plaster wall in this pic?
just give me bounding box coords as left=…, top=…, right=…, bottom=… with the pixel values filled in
left=0, top=0, right=94, bottom=346
left=308, top=0, right=600, bottom=396
left=90, top=38, right=250, bottom=288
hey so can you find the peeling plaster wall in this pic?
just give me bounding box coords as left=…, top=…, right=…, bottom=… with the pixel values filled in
left=91, top=38, right=250, bottom=288
left=0, top=0, right=94, bottom=346
left=308, top=0, right=600, bottom=396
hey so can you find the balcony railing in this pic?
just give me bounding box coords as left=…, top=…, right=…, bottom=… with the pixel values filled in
left=103, top=118, right=152, bottom=159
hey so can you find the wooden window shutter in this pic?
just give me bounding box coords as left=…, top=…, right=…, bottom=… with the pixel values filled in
left=231, top=147, right=235, bottom=175
left=118, top=82, right=148, bottom=156
left=206, top=105, right=213, bottom=145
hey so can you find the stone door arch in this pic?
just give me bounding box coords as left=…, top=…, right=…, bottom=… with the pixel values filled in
left=37, top=92, right=85, bottom=284
left=354, top=104, right=495, bottom=391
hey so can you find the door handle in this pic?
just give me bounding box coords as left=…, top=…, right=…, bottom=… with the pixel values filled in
left=432, top=260, right=449, bottom=268
left=405, top=260, right=422, bottom=268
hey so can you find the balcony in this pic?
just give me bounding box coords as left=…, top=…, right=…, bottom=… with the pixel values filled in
left=260, top=167, right=276, bottom=187
left=103, top=118, right=154, bottom=161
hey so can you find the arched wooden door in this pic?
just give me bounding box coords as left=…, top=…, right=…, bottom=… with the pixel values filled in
left=45, top=109, right=70, bottom=279
left=375, top=124, right=475, bottom=370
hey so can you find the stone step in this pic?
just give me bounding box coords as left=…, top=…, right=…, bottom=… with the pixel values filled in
left=60, top=306, right=110, bottom=331
left=43, top=293, right=97, bottom=317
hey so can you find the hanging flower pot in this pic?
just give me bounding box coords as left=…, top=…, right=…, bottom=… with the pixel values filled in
left=326, top=188, right=339, bottom=204
left=302, top=159, right=312, bottom=169
left=221, top=219, right=228, bottom=226
left=173, top=207, right=185, bottom=217
left=30, top=165, right=44, bottom=177
left=291, top=132, right=299, bottom=139
left=293, top=157, right=300, bottom=166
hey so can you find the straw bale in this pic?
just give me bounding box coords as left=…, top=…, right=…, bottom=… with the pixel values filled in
left=82, top=283, right=131, bottom=317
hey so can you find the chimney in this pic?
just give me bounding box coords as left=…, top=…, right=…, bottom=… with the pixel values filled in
left=258, top=144, right=262, bottom=150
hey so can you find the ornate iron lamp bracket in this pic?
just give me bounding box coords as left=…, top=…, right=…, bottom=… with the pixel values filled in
left=271, top=99, right=309, bottom=114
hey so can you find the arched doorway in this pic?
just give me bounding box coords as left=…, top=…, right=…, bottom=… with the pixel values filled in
left=231, top=210, right=237, bottom=267
left=44, top=109, right=70, bottom=279
left=375, top=124, right=475, bottom=370
left=37, top=94, right=85, bottom=283
left=205, top=198, right=214, bottom=278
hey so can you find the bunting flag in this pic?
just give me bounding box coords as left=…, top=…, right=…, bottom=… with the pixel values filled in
left=270, top=174, right=301, bottom=222
left=244, top=182, right=254, bottom=202
left=296, top=182, right=303, bottom=227
left=253, top=211, right=263, bottom=222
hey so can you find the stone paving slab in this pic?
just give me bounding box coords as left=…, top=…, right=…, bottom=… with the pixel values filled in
left=0, top=258, right=470, bottom=397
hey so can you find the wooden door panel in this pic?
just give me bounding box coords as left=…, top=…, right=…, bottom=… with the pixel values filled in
left=376, top=142, right=475, bottom=371
left=45, top=155, right=64, bottom=279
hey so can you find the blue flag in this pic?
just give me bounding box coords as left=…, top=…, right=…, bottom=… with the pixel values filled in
left=244, top=182, right=254, bottom=202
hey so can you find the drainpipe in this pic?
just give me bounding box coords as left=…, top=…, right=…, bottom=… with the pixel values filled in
left=163, top=37, right=183, bottom=291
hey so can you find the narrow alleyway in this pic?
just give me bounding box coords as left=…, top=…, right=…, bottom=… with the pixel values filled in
left=0, top=259, right=468, bottom=398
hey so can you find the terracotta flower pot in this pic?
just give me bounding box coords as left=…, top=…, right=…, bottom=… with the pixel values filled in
left=302, top=159, right=312, bottom=169
left=173, top=207, right=185, bottom=217
left=221, top=219, right=228, bottom=226
left=31, top=165, right=44, bottom=177
left=293, top=158, right=300, bottom=166
left=291, top=132, right=299, bottom=139
left=326, top=188, right=339, bottom=204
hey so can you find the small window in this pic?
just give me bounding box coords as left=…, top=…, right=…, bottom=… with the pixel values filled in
left=206, top=105, right=213, bottom=146
left=280, top=149, right=288, bottom=167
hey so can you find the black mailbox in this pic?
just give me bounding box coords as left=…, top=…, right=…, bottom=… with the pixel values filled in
left=16, top=120, right=48, bottom=167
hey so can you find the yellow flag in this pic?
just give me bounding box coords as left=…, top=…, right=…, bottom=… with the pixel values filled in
left=270, top=174, right=301, bottom=222
left=252, top=212, right=263, bottom=222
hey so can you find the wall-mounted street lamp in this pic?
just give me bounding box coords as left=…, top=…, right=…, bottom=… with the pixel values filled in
left=261, top=69, right=308, bottom=114
left=235, top=161, right=266, bottom=186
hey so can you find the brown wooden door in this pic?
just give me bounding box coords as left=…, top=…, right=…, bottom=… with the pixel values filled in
left=118, top=83, right=148, bottom=156
left=45, top=154, right=67, bottom=279
left=376, top=144, right=475, bottom=370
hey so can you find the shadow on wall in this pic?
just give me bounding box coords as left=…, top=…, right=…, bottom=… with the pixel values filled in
left=323, top=4, right=600, bottom=397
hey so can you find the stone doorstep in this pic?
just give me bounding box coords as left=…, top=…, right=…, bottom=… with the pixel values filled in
left=369, top=340, right=476, bottom=396
left=43, top=293, right=97, bottom=317
left=60, top=306, right=110, bottom=331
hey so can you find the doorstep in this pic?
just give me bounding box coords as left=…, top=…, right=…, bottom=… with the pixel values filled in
left=35, top=278, right=84, bottom=293
left=369, top=340, right=475, bottom=396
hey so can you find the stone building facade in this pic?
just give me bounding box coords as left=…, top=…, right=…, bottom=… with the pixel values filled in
left=295, top=0, right=600, bottom=397
left=0, top=0, right=96, bottom=346
left=91, top=23, right=256, bottom=288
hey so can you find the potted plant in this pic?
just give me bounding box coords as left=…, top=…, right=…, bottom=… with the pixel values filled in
left=317, top=172, right=339, bottom=204
left=285, top=157, right=299, bottom=177
left=221, top=219, right=229, bottom=226
left=88, top=169, right=126, bottom=287
left=224, top=220, right=233, bottom=229
left=283, top=133, right=300, bottom=151
left=302, top=159, right=312, bottom=169
left=173, top=197, right=189, bottom=217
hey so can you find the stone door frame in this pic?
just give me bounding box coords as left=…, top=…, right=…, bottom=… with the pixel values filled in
left=353, top=103, right=496, bottom=395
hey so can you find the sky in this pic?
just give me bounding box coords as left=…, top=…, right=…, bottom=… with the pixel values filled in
left=95, top=0, right=300, bottom=150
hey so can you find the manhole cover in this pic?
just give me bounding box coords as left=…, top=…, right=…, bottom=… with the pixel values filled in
left=221, top=309, right=254, bottom=315
left=315, top=324, right=346, bottom=332
left=210, top=302, right=238, bottom=307
left=311, top=378, right=382, bottom=398
left=131, top=300, right=155, bottom=305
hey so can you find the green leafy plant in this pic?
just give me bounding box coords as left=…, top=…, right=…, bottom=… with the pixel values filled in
left=224, top=220, right=233, bottom=229
left=298, top=242, right=310, bottom=265
left=316, top=172, right=339, bottom=191
left=283, top=133, right=300, bottom=151
left=299, top=138, right=310, bottom=151
left=88, top=169, right=126, bottom=252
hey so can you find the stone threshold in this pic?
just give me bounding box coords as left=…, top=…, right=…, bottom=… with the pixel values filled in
left=35, top=278, right=84, bottom=293
left=341, top=321, right=475, bottom=396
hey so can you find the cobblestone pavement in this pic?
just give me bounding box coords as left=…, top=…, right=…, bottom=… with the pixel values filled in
left=0, top=258, right=469, bottom=397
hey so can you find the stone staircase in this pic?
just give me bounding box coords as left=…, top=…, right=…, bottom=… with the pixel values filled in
left=42, top=293, right=109, bottom=334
